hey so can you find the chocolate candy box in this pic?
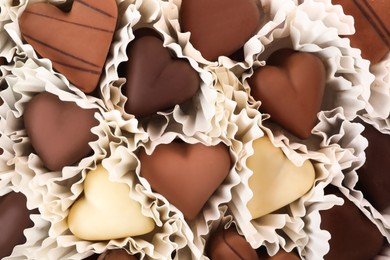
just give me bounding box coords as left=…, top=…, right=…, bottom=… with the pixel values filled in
left=0, top=0, right=389, bottom=259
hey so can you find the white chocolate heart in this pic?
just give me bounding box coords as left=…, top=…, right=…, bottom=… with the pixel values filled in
left=247, top=137, right=315, bottom=219
left=68, top=165, right=155, bottom=241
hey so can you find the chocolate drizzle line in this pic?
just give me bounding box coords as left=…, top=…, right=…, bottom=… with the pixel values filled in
left=22, top=32, right=100, bottom=68
left=51, top=59, right=100, bottom=74
left=77, top=0, right=116, bottom=18
left=222, top=229, right=245, bottom=260
left=354, top=0, right=389, bottom=46
left=24, top=10, right=114, bottom=33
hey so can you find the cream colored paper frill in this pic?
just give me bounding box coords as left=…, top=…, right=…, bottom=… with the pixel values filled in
left=99, top=0, right=219, bottom=139
left=242, top=0, right=373, bottom=124
left=361, top=53, right=390, bottom=133
left=53, top=120, right=191, bottom=260
left=160, top=0, right=296, bottom=75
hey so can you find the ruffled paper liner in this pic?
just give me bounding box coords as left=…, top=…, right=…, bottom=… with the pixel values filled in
left=241, top=0, right=373, bottom=126
left=0, top=57, right=187, bottom=259
left=102, top=0, right=219, bottom=139
left=50, top=119, right=203, bottom=260
left=2, top=0, right=140, bottom=105
left=187, top=67, right=334, bottom=258
left=314, top=109, right=390, bottom=257
left=360, top=52, right=390, bottom=133
left=161, top=0, right=298, bottom=74
left=330, top=121, right=390, bottom=241
left=0, top=182, right=64, bottom=259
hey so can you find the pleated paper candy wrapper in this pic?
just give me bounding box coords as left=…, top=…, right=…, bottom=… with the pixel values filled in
left=0, top=0, right=389, bottom=259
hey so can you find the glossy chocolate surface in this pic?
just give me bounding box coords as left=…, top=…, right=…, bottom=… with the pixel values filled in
left=248, top=49, right=326, bottom=139
left=0, top=192, right=35, bottom=258
left=24, top=92, right=99, bottom=171
left=123, top=29, right=200, bottom=118
left=355, top=120, right=390, bottom=211
left=320, top=187, right=384, bottom=260
left=139, top=142, right=231, bottom=220
left=332, top=0, right=389, bottom=64
left=180, top=0, right=261, bottom=61
left=19, top=0, right=118, bottom=93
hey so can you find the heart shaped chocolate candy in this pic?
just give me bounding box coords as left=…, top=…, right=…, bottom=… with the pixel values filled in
left=0, top=192, right=35, bottom=258
left=320, top=187, right=384, bottom=260
left=248, top=49, right=326, bottom=139
left=19, top=0, right=117, bottom=93
left=68, top=165, right=155, bottom=240
left=123, top=29, right=200, bottom=118
left=247, top=137, right=315, bottom=219
left=139, top=142, right=231, bottom=220
left=24, top=92, right=99, bottom=171
left=180, top=0, right=261, bottom=61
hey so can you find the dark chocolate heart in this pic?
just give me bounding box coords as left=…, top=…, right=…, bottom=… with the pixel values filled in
left=24, top=92, right=99, bottom=171
left=320, top=187, right=384, bottom=260
left=180, top=0, right=261, bottom=61
left=19, top=0, right=117, bottom=93
left=123, top=29, right=200, bottom=118
left=139, top=142, right=231, bottom=220
left=0, top=192, right=35, bottom=258
left=355, top=120, right=390, bottom=211
left=248, top=49, right=326, bottom=139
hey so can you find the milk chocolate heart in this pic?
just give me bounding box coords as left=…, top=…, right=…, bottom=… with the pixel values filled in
left=320, top=187, right=384, bottom=260
left=19, top=0, right=117, bottom=93
left=24, top=92, right=99, bottom=171
left=247, top=137, right=315, bottom=219
left=248, top=49, right=326, bottom=139
left=68, top=165, right=155, bottom=240
left=139, top=142, right=231, bottom=220
left=0, top=192, right=35, bottom=258
left=355, top=120, right=390, bottom=211
left=180, top=0, right=261, bottom=61
left=123, top=29, right=200, bottom=118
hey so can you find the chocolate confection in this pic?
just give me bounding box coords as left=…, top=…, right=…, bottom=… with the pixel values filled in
left=19, top=0, right=118, bottom=93
left=247, top=136, right=315, bottom=219
left=180, top=0, right=261, bottom=61
left=355, top=120, right=390, bottom=211
left=0, top=192, right=35, bottom=258
left=332, top=0, right=389, bottom=64
left=248, top=49, right=326, bottom=139
left=320, top=187, right=384, bottom=260
left=68, top=165, right=155, bottom=240
left=97, top=249, right=137, bottom=260
left=207, top=226, right=258, bottom=260
left=139, top=142, right=231, bottom=220
left=123, top=29, right=200, bottom=118
left=24, top=92, right=99, bottom=171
